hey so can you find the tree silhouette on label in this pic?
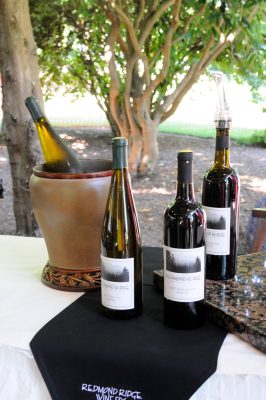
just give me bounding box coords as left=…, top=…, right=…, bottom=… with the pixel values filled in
left=166, top=251, right=201, bottom=273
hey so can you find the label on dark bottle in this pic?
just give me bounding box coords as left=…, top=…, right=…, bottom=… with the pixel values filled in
left=101, top=256, right=134, bottom=310
left=163, top=246, right=205, bottom=302
left=204, top=206, right=230, bottom=255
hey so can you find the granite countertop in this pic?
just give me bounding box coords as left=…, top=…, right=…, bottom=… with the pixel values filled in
left=205, top=251, right=266, bottom=353
left=153, top=251, right=266, bottom=353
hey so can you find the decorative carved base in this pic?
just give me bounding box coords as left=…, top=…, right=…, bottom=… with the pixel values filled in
left=41, top=263, right=101, bottom=292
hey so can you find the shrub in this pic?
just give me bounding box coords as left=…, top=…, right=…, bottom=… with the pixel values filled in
left=248, top=130, right=266, bottom=148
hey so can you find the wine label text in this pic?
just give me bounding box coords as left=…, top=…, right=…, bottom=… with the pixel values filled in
left=81, top=384, right=142, bottom=400
left=204, top=206, right=230, bottom=255
left=163, top=245, right=205, bottom=302
left=101, top=256, right=134, bottom=310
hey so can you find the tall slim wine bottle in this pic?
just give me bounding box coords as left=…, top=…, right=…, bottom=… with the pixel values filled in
left=25, top=96, right=82, bottom=173
left=0, top=179, right=4, bottom=199
left=101, top=137, right=142, bottom=319
left=202, top=73, right=240, bottom=280
left=164, top=151, right=206, bottom=329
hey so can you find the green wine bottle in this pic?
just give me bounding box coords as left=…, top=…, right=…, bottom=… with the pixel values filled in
left=25, top=96, right=82, bottom=173
left=101, top=137, right=143, bottom=319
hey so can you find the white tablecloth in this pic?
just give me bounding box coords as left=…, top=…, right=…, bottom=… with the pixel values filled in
left=0, top=235, right=265, bottom=400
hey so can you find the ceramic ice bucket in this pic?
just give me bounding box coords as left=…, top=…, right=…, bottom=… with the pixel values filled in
left=30, top=159, right=112, bottom=291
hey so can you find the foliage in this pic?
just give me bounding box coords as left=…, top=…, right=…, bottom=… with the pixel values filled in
left=30, top=0, right=265, bottom=101
left=245, top=130, right=266, bottom=147
left=30, top=1, right=109, bottom=105
left=29, top=0, right=266, bottom=172
left=211, top=2, right=266, bottom=90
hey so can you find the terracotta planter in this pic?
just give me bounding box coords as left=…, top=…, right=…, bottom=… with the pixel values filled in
left=30, top=159, right=112, bottom=291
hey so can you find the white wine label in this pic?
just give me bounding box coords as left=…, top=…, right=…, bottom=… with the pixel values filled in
left=101, top=255, right=134, bottom=310
left=204, top=206, right=230, bottom=255
left=163, top=245, right=205, bottom=302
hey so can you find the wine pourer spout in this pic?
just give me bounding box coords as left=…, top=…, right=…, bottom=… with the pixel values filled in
left=212, top=71, right=232, bottom=128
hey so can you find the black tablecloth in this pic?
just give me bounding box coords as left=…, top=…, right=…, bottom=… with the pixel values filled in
left=30, top=247, right=227, bottom=400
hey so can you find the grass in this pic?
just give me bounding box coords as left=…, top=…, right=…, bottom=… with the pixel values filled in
left=159, top=121, right=265, bottom=147
left=1, top=118, right=264, bottom=147
left=52, top=118, right=262, bottom=146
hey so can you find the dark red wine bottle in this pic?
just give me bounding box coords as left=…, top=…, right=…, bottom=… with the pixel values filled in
left=0, top=179, right=4, bottom=198
left=164, top=151, right=206, bottom=329
left=202, top=73, right=240, bottom=280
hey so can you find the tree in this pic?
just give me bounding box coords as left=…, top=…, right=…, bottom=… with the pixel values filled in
left=30, top=0, right=265, bottom=174
left=0, top=0, right=43, bottom=235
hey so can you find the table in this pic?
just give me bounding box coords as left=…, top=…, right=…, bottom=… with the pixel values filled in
left=0, top=235, right=265, bottom=400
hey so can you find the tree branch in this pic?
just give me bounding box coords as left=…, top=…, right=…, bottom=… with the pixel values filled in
left=150, top=2, right=208, bottom=67
left=142, top=1, right=182, bottom=102
left=139, top=0, right=176, bottom=46
left=201, top=3, right=259, bottom=70
left=106, top=13, right=127, bottom=135
left=148, top=0, right=160, bottom=13
left=153, top=35, right=215, bottom=123
left=154, top=3, right=260, bottom=124
left=134, top=0, right=145, bottom=29
left=117, top=33, right=128, bottom=55
left=153, top=64, right=197, bottom=123
left=111, top=3, right=150, bottom=86
left=112, top=4, right=143, bottom=58
left=124, top=57, right=141, bottom=134
left=182, top=3, right=207, bottom=34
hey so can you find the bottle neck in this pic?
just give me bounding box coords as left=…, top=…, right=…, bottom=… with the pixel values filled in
left=25, top=97, right=45, bottom=122
left=111, top=153, right=130, bottom=253
left=176, top=159, right=195, bottom=201
left=176, top=182, right=195, bottom=200
left=112, top=144, right=128, bottom=170
left=214, top=126, right=230, bottom=167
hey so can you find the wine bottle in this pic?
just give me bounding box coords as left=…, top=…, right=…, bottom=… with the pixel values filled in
left=202, top=72, right=240, bottom=280
left=0, top=179, right=4, bottom=199
left=164, top=151, right=206, bottom=329
left=25, top=96, right=82, bottom=173
left=100, top=137, right=142, bottom=319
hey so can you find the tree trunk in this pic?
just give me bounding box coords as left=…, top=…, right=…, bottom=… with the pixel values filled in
left=118, top=119, right=158, bottom=175
left=139, top=120, right=158, bottom=174
left=0, top=0, right=43, bottom=235
left=128, top=127, right=142, bottom=174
